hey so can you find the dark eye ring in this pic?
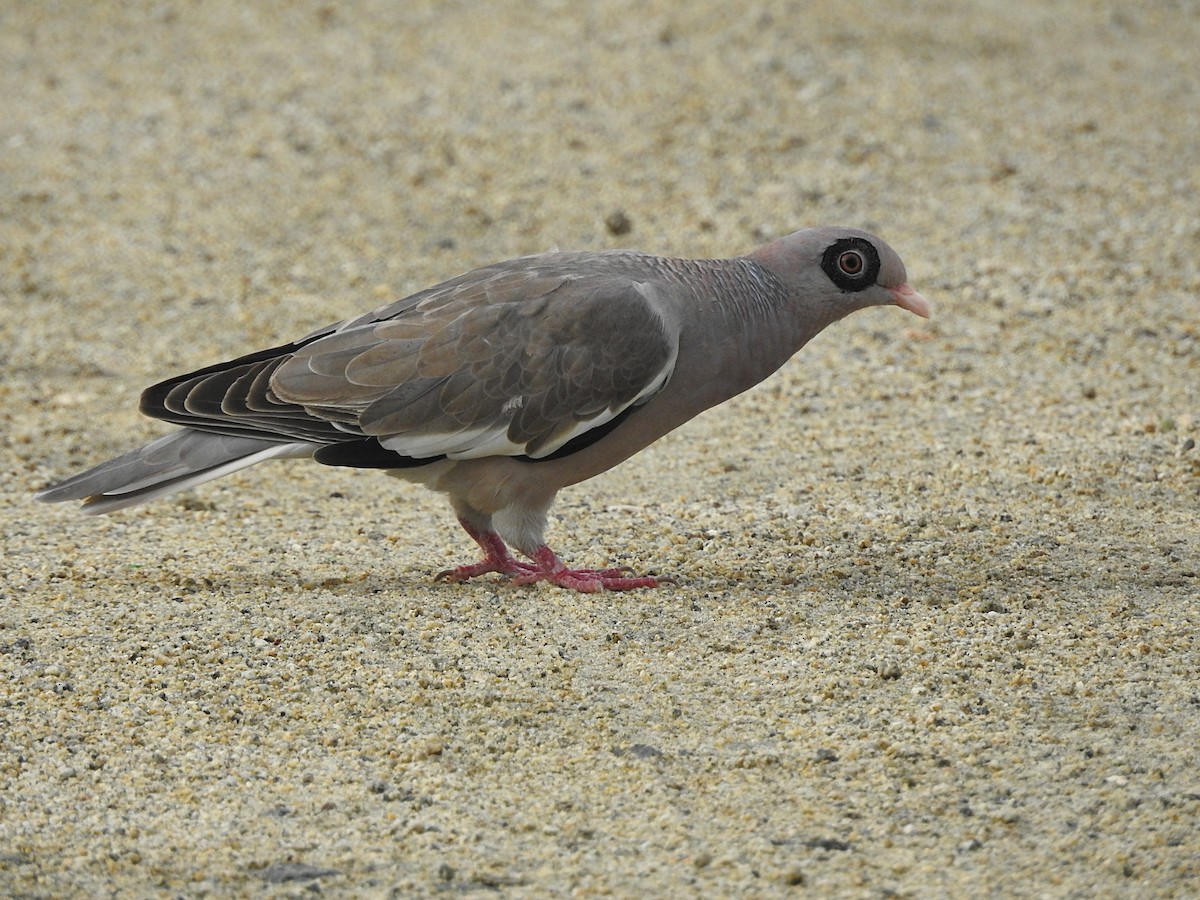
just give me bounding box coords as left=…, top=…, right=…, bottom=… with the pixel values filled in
left=838, top=250, right=865, bottom=276
left=821, top=237, right=881, bottom=292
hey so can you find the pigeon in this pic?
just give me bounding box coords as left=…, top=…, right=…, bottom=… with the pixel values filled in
left=35, top=227, right=929, bottom=591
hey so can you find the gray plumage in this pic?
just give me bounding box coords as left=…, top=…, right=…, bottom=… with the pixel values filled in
left=36, top=226, right=930, bottom=591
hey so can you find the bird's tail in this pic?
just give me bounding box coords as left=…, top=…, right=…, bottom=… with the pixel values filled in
left=34, top=429, right=315, bottom=514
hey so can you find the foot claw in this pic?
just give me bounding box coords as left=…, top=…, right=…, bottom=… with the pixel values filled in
left=434, top=557, right=537, bottom=584
left=528, top=562, right=673, bottom=592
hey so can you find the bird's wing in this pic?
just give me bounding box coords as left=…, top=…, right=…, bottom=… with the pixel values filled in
left=272, top=260, right=679, bottom=459
left=140, top=256, right=680, bottom=460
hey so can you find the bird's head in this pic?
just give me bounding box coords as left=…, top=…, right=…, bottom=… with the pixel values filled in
left=748, top=226, right=930, bottom=324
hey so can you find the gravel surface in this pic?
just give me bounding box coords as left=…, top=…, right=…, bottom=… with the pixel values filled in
left=3, top=1, right=1198, bottom=896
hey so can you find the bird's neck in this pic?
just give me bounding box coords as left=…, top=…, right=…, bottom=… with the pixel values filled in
left=694, top=258, right=828, bottom=401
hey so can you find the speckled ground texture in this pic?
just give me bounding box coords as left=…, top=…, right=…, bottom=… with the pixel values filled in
left=2, top=1, right=1198, bottom=897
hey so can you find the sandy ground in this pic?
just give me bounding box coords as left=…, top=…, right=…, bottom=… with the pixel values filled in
left=2, top=1, right=1198, bottom=896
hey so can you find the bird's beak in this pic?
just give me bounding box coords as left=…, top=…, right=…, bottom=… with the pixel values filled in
left=890, top=283, right=931, bottom=319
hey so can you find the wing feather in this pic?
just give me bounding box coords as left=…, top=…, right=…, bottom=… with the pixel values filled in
left=282, top=273, right=677, bottom=459
left=138, top=252, right=680, bottom=462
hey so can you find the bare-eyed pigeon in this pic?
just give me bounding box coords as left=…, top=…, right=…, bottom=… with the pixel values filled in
left=36, top=227, right=930, bottom=591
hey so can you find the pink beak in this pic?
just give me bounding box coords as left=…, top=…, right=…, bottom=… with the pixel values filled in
left=890, top=283, right=931, bottom=319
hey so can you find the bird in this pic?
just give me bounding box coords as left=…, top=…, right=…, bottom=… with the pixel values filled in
left=35, top=226, right=930, bottom=591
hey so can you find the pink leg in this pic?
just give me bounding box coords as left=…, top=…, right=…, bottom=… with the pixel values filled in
left=435, top=519, right=537, bottom=582
left=436, top=518, right=672, bottom=591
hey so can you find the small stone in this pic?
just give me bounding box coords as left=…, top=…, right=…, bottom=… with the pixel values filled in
left=605, top=209, right=633, bottom=236
left=259, top=862, right=340, bottom=884
left=805, top=837, right=851, bottom=852
left=877, top=660, right=902, bottom=680
left=780, top=865, right=806, bottom=886
left=628, top=743, right=663, bottom=759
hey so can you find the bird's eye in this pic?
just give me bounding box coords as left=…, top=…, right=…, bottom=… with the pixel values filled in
left=838, top=250, right=864, bottom=276
left=821, top=236, right=881, bottom=293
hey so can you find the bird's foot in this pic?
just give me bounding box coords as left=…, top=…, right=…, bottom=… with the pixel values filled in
left=435, top=557, right=536, bottom=583
left=510, top=546, right=673, bottom=592
left=436, top=526, right=672, bottom=591
left=435, top=526, right=537, bottom=582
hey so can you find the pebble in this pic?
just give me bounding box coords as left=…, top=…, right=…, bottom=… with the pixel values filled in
left=604, top=208, right=633, bottom=236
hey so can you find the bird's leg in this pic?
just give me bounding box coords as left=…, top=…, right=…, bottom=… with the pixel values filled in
left=435, top=517, right=537, bottom=582
left=494, top=501, right=669, bottom=590
left=511, top=545, right=670, bottom=592
left=437, top=504, right=670, bottom=591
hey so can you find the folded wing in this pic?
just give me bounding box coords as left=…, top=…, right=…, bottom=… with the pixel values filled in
left=140, top=255, right=680, bottom=462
